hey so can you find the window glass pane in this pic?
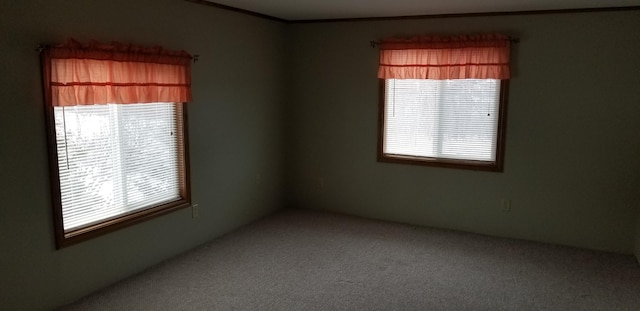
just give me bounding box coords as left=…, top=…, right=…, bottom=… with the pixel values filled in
left=439, top=80, right=499, bottom=161
left=54, top=103, right=182, bottom=231
left=384, top=79, right=500, bottom=162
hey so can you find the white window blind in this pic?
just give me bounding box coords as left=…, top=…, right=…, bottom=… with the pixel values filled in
left=54, top=102, right=183, bottom=231
left=383, top=79, right=500, bottom=162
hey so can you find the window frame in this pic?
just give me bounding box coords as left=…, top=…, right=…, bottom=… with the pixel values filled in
left=40, top=40, right=193, bottom=249
left=377, top=79, right=509, bottom=172
left=43, top=101, right=191, bottom=248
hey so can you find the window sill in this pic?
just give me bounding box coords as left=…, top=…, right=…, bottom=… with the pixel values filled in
left=56, top=199, right=191, bottom=249
left=378, top=153, right=503, bottom=172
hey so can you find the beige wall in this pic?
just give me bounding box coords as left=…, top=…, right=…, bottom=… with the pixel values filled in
left=285, top=11, right=640, bottom=254
left=0, top=0, right=286, bottom=309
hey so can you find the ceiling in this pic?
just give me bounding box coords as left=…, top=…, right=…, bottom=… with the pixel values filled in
left=200, top=0, right=640, bottom=21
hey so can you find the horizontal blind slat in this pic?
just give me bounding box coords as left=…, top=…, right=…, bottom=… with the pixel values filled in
left=54, top=102, right=184, bottom=231
left=384, top=79, right=499, bottom=161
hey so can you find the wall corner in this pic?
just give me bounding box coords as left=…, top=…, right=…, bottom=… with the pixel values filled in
left=635, top=205, right=640, bottom=266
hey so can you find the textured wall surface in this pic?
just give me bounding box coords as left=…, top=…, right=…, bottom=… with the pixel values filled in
left=0, top=0, right=286, bottom=309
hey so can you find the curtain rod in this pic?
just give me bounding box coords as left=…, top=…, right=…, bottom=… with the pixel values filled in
left=369, top=36, right=520, bottom=47
left=34, top=45, right=200, bottom=63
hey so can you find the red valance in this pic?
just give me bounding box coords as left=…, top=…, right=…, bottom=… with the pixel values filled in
left=42, top=39, right=193, bottom=106
left=378, top=34, right=510, bottom=80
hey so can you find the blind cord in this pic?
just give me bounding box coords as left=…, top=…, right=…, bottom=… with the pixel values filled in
left=392, top=79, right=396, bottom=117
left=62, top=106, right=70, bottom=170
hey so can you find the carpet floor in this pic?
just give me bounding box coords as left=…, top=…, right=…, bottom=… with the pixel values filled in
left=58, top=208, right=640, bottom=310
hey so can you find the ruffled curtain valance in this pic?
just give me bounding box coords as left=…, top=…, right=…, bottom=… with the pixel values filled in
left=42, top=39, right=193, bottom=106
left=378, top=34, right=511, bottom=80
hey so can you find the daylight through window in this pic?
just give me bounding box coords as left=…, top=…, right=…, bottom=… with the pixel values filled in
left=384, top=79, right=501, bottom=161
left=41, top=39, right=192, bottom=248
left=55, top=103, right=184, bottom=231
left=377, top=34, right=511, bottom=171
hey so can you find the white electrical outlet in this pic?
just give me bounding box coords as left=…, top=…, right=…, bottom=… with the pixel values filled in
left=192, top=204, right=200, bottom=218
left=501, top=199, right=511, bottom=212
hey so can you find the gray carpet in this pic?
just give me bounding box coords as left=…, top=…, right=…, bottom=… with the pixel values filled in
left=59, top=208, right=640, bottom=310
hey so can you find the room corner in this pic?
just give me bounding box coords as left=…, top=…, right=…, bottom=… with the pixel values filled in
left=636, top=205, right=640, bottom=266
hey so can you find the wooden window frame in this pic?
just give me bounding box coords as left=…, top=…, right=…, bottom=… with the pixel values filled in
left=43, top=102, right=191, bottom=249
left=377, top=79, right=509, bottom=172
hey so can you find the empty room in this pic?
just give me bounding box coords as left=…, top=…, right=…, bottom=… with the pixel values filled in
left=1, top=0, right=639, bottom=310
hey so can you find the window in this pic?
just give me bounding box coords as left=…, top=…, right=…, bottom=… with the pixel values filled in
left=377, top=34, right=511, bottom=171
left=41, top=39, right=192, bottom=248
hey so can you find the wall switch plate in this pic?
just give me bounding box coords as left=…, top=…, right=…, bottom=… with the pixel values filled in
left=192, top=204, right=200, bottom=218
